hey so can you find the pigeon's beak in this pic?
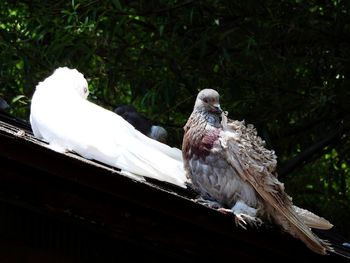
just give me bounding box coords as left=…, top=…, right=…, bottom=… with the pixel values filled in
left=213, top=103, right=223, bottom=114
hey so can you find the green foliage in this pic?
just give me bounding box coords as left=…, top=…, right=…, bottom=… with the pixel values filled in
left=1, top=0, right=349, bottom=237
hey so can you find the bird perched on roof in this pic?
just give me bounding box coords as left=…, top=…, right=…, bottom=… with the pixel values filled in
left=182, top=89, right=334, bottom=255
left=30, top=67, right=187, bottom=188
left=0, top=97, right=9, bottom=112
left=114, top=105, right=168, bottom=143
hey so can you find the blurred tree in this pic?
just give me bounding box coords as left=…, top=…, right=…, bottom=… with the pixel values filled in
left=0, top=0, right=349, bottom=237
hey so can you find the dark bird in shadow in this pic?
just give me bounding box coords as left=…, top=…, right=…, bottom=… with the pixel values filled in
left=115, top=104, right=168, bottom=143
left=0, top=97, right=9, bottom=112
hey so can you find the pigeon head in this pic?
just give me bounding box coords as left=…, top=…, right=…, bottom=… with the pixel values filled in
left=194, top=89, right=222, bottom=115
left=148, top=125, right=168, bottom=143
left=43, top=67, right=89, bottom=99
left=0, top=97, right=9, bottom=111
left=114, top=104, right=137, bottom=116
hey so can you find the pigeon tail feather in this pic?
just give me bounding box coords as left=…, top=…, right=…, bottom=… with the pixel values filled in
left=293, top=205, right=333, bottom=230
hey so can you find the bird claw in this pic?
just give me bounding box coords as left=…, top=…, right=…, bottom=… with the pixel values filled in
left=235, top=214, right=248, bottom=230
left=234, top=213, right=263, bottom=229
left=217, top=208, right=250, bottom=230
left=217, top=208, right=233, bottom=214
left=217, top=208, right=263, bottom=229
left=196, top=199, right=263, bottom=230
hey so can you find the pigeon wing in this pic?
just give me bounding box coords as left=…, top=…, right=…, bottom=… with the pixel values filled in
left=220, top=114, right=332, bottom=255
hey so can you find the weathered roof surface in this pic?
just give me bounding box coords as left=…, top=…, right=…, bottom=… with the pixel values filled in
left=0, top=112, right=349, bottom=262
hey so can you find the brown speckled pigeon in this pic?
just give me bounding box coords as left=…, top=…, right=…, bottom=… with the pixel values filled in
left=182, top=89, right=333, bottom=255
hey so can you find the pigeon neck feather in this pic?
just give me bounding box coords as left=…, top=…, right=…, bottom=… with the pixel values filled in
left=196, top=109, right=222, bottom=128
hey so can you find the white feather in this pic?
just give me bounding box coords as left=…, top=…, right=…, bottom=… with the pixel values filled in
left=30, top=67, right=187, bottom=188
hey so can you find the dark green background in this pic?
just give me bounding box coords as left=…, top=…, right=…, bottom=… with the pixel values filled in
left=1, top=0, right=349, bottom=238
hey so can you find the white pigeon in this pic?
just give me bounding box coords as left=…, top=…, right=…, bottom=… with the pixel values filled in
left=30, top=67, right=187, bottom=188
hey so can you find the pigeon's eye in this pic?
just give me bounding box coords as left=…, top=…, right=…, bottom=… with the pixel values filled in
left=203, top=98, right=209, bottom=103
left=84, top=87, right=88, bottom=93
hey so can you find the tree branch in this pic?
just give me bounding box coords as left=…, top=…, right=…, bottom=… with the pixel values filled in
left=278, top=124, right=350, bottom=179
